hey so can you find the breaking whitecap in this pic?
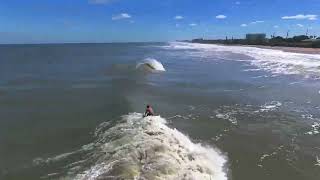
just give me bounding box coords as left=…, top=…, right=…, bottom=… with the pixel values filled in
left=166, top=42, right=320, bottom=79
left=35, top=113, right=228, bottom=180
left=136, top=58, right=166, bottom=72
left=257, top=101, right=282, bottom=112
left=305, top=122, right=320, bottom=135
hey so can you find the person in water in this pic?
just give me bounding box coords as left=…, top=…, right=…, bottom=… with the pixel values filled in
left=144, top=105, right=154, bottom=117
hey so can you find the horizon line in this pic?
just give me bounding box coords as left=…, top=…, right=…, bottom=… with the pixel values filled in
left=0, top=41, right=170, bottom=46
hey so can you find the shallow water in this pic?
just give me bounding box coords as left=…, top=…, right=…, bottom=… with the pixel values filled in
left=0, top=42, right=320, bottom=179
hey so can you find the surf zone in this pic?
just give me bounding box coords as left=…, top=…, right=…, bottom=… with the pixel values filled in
left=34, top=113, right=228, bottom=180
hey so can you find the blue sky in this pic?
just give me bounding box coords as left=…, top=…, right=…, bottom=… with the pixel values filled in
left=0, top=0, right=319, bottom=43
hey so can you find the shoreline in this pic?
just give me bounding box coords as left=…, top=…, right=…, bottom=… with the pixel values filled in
left=251, top=45, right=320, bottom=54
left=189, top=42, right=320, bottom=54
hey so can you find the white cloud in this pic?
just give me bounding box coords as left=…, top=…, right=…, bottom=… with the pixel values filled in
left=235, top=1, right=241, bottom=5
left=273, top=25, right=279, bottom=28
left=189, top=23, right=197, bottom=26
left=251, top=20, right=264, bottom=24
left=297, top=24, right=304, bottom=27
left=174, top=15, right=184, bottom=20
left=112, top=13, right=131, bottom=20
left=240, top=24, right=247, bottom=27
left=282, top=14, right=318, bottom=20
left=216, top=15, right=227, bottom=19
left=88, top=0, right=114, bottom=5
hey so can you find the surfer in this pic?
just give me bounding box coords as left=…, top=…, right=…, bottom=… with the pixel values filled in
left=144, top=105, right=154, bottom=117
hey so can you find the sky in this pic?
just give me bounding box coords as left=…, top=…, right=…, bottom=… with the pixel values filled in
left=0, top=0, right=319, bottom=43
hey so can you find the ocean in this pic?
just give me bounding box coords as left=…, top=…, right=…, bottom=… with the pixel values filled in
left=0, top=42, right=320, bottom=180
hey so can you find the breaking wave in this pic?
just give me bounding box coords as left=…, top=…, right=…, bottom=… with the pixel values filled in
left=136, top=58, right=166, bottom=72
left=34, top=113, right=227, bottom=180
left=167, top=42, right=320, bottom=79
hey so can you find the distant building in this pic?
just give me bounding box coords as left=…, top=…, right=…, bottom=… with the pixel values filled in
left=246, top=33, right=266, bottom=44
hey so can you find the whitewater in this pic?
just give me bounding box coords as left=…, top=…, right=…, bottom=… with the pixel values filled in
left=167, top=42, right=320, bottom=79
left=136, top=58, right=166, bottom=71
left=34, top=113, right=228, bottom=180
left=31, top=58, right=228, bottom=180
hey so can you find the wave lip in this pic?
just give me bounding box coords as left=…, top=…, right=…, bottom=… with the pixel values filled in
left=136, top=58, right=166, bottom=71
left=75, top=113, right=227, bottom=180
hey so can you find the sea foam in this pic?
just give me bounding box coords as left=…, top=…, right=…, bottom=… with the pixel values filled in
left=74, top=113, right=227, bottom=180
left=167, top=42, right=320, bottom=79
left=35, top=113, right=228, bottom=180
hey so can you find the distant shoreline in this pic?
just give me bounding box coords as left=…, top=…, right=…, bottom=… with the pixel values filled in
left=252, top=45, right=320, bottom=54
left=189, top=42, right=320, bottom=54
left=187, top=35, right=320, bottom=52
left=0, top=42, right=165, bottom=46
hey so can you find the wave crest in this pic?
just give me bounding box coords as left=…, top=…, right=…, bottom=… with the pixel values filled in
left=136, top=58, right=166, bottom=71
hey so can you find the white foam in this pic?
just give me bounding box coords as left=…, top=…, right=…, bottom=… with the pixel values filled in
left=305, top=122, right=320, bottom=135
left=258, top=145, right=284, bottom=168
left=136, top=58, right=166, bottom=71
left=257, top=101, right=282, bottom=112
left=315, top=156, right=320, bottom=166
left=214, top=106, right=240, bottom=125
left=167, top=42, right=320, bottom=78
left=215, top=113, right=238, bottom=125
left=288, top=81, right=303, bottom=85
left=58, top=113, right=228, bottom=180
left=33, top=151, right=78, bottom=165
